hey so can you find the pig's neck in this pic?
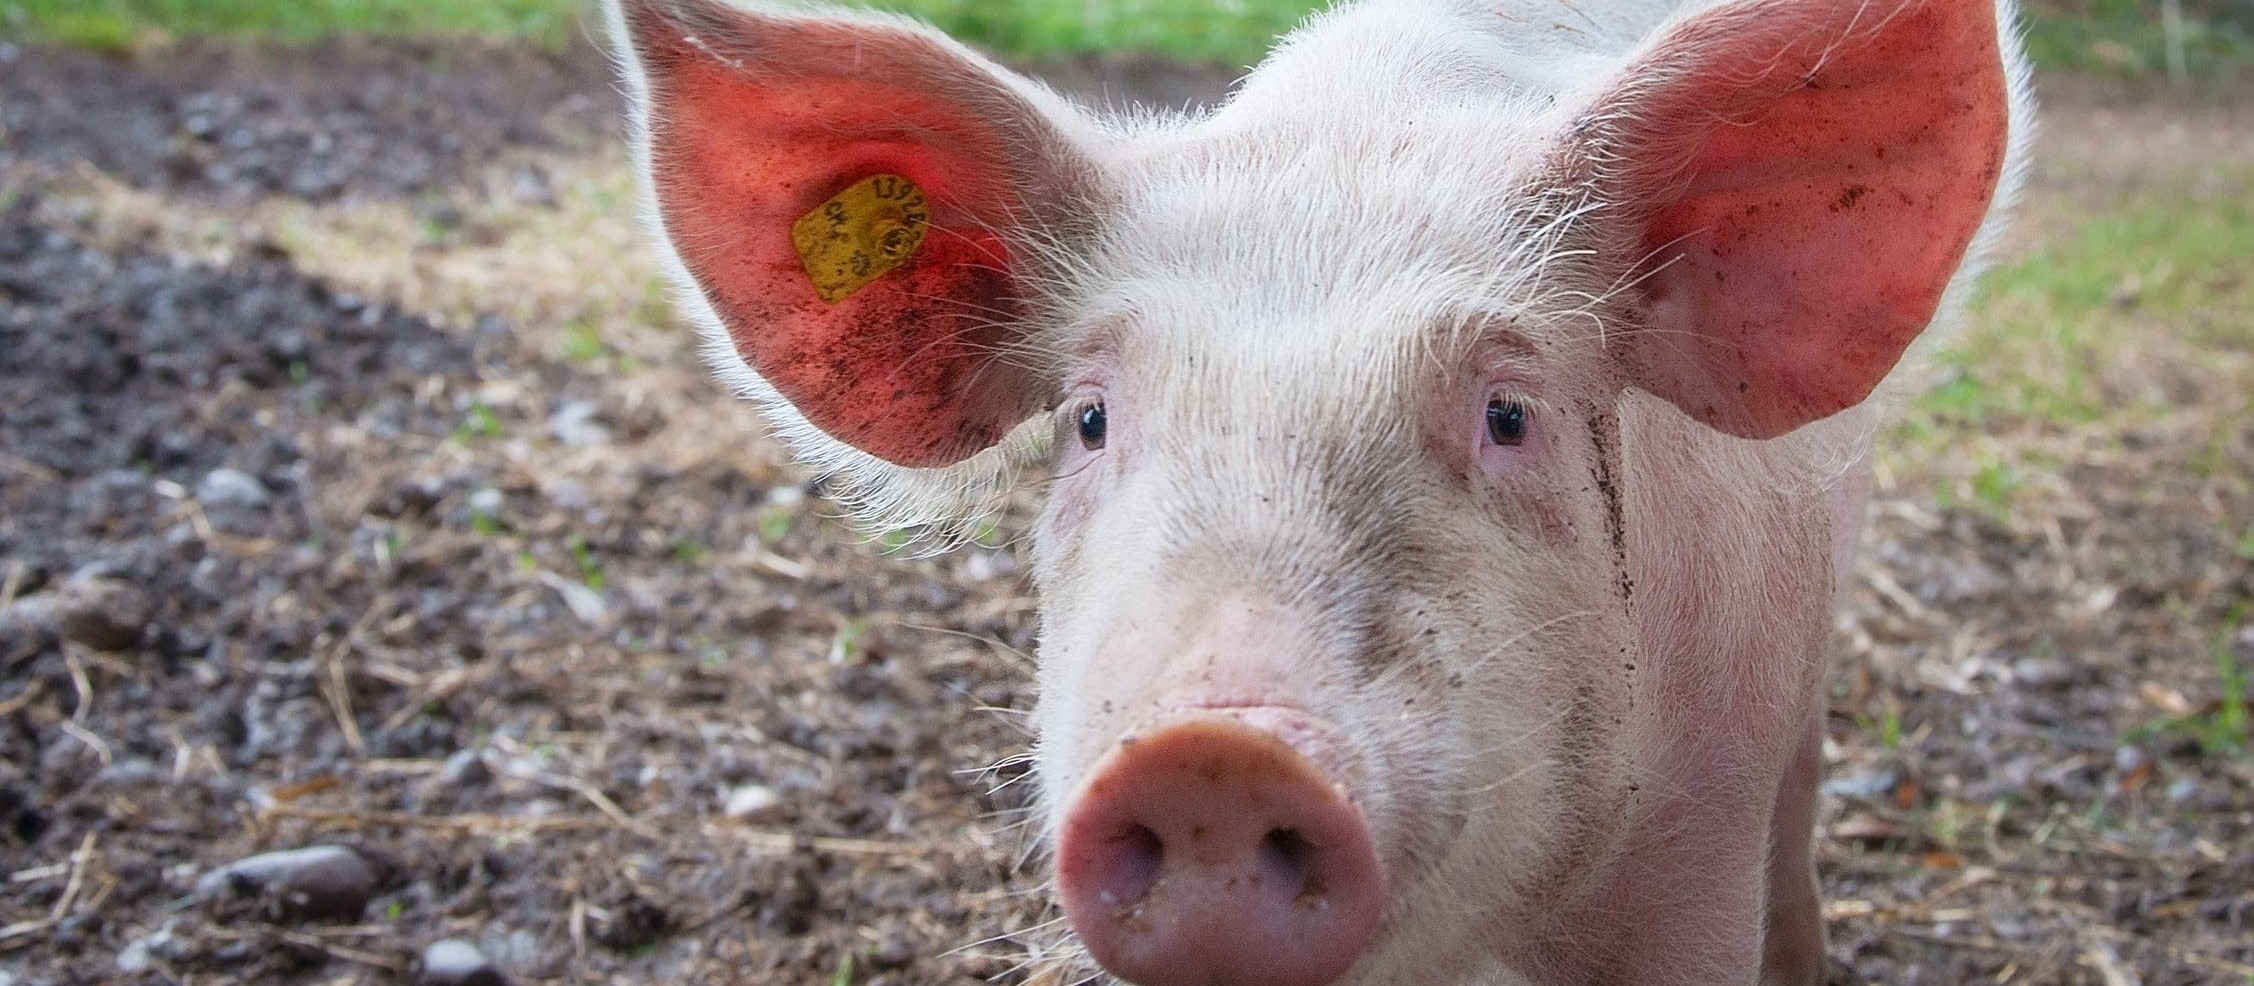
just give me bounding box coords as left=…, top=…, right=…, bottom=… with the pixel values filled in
left=1514, top=394, right=1865, bottom=985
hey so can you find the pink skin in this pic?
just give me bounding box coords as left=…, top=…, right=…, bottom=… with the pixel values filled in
left=612, top=0, right=2025, bottom=982
left=1057, top=711, right=1385, bottom=986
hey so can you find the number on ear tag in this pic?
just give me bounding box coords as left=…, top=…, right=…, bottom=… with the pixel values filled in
left=789, top=174, right=931, bottom=303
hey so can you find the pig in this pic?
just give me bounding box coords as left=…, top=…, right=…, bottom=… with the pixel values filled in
left=605, top=0, right=2031, bottom=982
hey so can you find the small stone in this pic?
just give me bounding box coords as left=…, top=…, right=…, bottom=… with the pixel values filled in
left=482, top=928, right=540, bottom=972
left=420, top=938, right=504, bottom=986
left=589, top=892, right=670, bottom=950
left=0, top=574, right=153, bottom=651
left=113, top=921, right=182, bottom=973
left=437, top=749, right=492, bottom=788
left=721, top=784, right=781, bottom=819
left=2008, top=656, right=2073, bottom=688
left=382, top=475, right=449, bottom=517
left=196, top=845, right=377, bottom=923
left=2113, top=745, right=2150, bottom=774
left=544, top=478, right=592, bottom=512
left=1819, top=768, right=1897, bottom=801
left=548, top=401, right=612, bottom=447
left=196, top=468, right=271, bottom=509
left=468, top=487, right=505, bottom=516
left=960, top=550, right=1013, bottom=582
left=93, top=758, right=165, bottom=790
left=536, top=571, right=609, bottom=626
left=870, top=932, right=915, bottom=970
left=115, top=938, right=153, bottom=973
left=421, top=201, right=467, bottom=231
left=508, top=166, right=556, bottom=208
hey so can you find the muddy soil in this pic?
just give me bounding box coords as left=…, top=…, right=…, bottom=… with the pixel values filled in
left=0, top=32, right=2248, bottom=986
left=0, top=39, right=617, bottom=204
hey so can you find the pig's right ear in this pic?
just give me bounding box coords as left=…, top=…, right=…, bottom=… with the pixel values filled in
left=1572, top=0, right=2018, bottom=439
left=609, top=0, right=1105, bottom=468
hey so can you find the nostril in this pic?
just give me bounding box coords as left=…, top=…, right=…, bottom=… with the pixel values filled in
left=1260, top=827, right=1312, bottom=870
left=1097, top=823, right=1166, bottom=913
left=1258, top=828, right=1325, bottom=905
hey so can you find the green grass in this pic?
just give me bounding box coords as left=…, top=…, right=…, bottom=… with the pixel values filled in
left=0, top=0, right=1327, bottom=61
left=9, top=0, right=2253, bottom=78
left=1911, top=170, right=2254, bottom=430
left=569, top=535, right=607, bottom=590
left=2128, top=603, right=2250, bottom=756
left=670, top=537, right=713, bottom=564
left=828, top=616, right=869, bottom=663
left=1859, top=703, right=1905, bottom=751
left=883, top=0, right=1323, bottom=62
left=559, top=321, right=613, bottom=364
left=755, top=503, right=797, bottom=546
left=2207, top=608, right=2250, bottom=753
left=2020, top=0, right=2254, bottom=80
left=1886, top=164, right=2254, bottom=528
left=453, top=402, right=506, bottom=444
left=0, top=0, right=589, bottom=49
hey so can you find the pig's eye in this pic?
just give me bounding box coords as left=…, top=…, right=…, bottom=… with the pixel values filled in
left=1485, top=397, right=1528, bottom=446
left=1077, top=402, right=1108, bottom=450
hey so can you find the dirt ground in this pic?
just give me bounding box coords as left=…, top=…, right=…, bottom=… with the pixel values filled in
left=0, top=31, right=2248, bottom=986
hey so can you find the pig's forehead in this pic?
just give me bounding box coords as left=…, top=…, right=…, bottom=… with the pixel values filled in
left=1077, top=103, right=1601, bottom=356
left=1112, top=101, right=1560, bottom=256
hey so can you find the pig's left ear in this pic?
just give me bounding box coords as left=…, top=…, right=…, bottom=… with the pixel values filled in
left=611, top=0, right=1105, bottom=467
left=1577, top=0, right=2017, bottom=438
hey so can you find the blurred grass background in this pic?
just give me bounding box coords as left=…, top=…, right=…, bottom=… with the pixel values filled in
left=2, top=0, right=2250, bottom=75
left=0, top=0, right=1316, bottom=60
left=2, top=0, right=2248, bottom=538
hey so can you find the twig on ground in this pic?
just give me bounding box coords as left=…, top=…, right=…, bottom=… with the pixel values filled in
left=2179, top=951, right=2254, bottom=977
left=1889, top=927, right=2031, bottom=954
left=0, top=680, right=40, bottom=717
left=234, top=928, right=408, bottom=973
left=322, top=643, right=366, bottom=754
left=563, top=777, right=654, bottom=839
left=2079, top=934, right=2139, bottom=986
left=58, top=719, right=113, bottom=766
left=63, top=645, right=94, bottom=722
left=0, top=451, right=62, bottom=483
left=379, top=665, right=472, bottom=732
left=0, top=832, right=100, bottom=949
left=1908, top=865, right=1999, bottom=915
left=1864, top=566, right=1935, bottom=623
left=51, top=832, right=97, bottom=921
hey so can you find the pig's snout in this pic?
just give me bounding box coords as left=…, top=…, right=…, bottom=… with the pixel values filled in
left=1056, top=713, right=1384, bottom=986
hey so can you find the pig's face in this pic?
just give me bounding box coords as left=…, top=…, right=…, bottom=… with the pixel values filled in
left=610, top=0, right=2020, bottom=981
left=1027, top=110, right=1643, bottom=959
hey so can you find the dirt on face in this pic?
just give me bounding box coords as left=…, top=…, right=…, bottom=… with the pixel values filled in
left=0, top=33, right=2248, bottom=986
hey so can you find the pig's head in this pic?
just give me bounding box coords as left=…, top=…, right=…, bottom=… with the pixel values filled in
left=609, top=0, right=2023, bottom=982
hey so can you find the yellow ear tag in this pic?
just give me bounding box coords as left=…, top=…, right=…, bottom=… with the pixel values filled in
left=790, top=174, right=930, bottom=303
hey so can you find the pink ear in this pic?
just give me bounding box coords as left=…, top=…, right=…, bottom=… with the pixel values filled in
left=618, top=0, right=1095, bottom=466
left=1588, top=0, right=2012, bottom=438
